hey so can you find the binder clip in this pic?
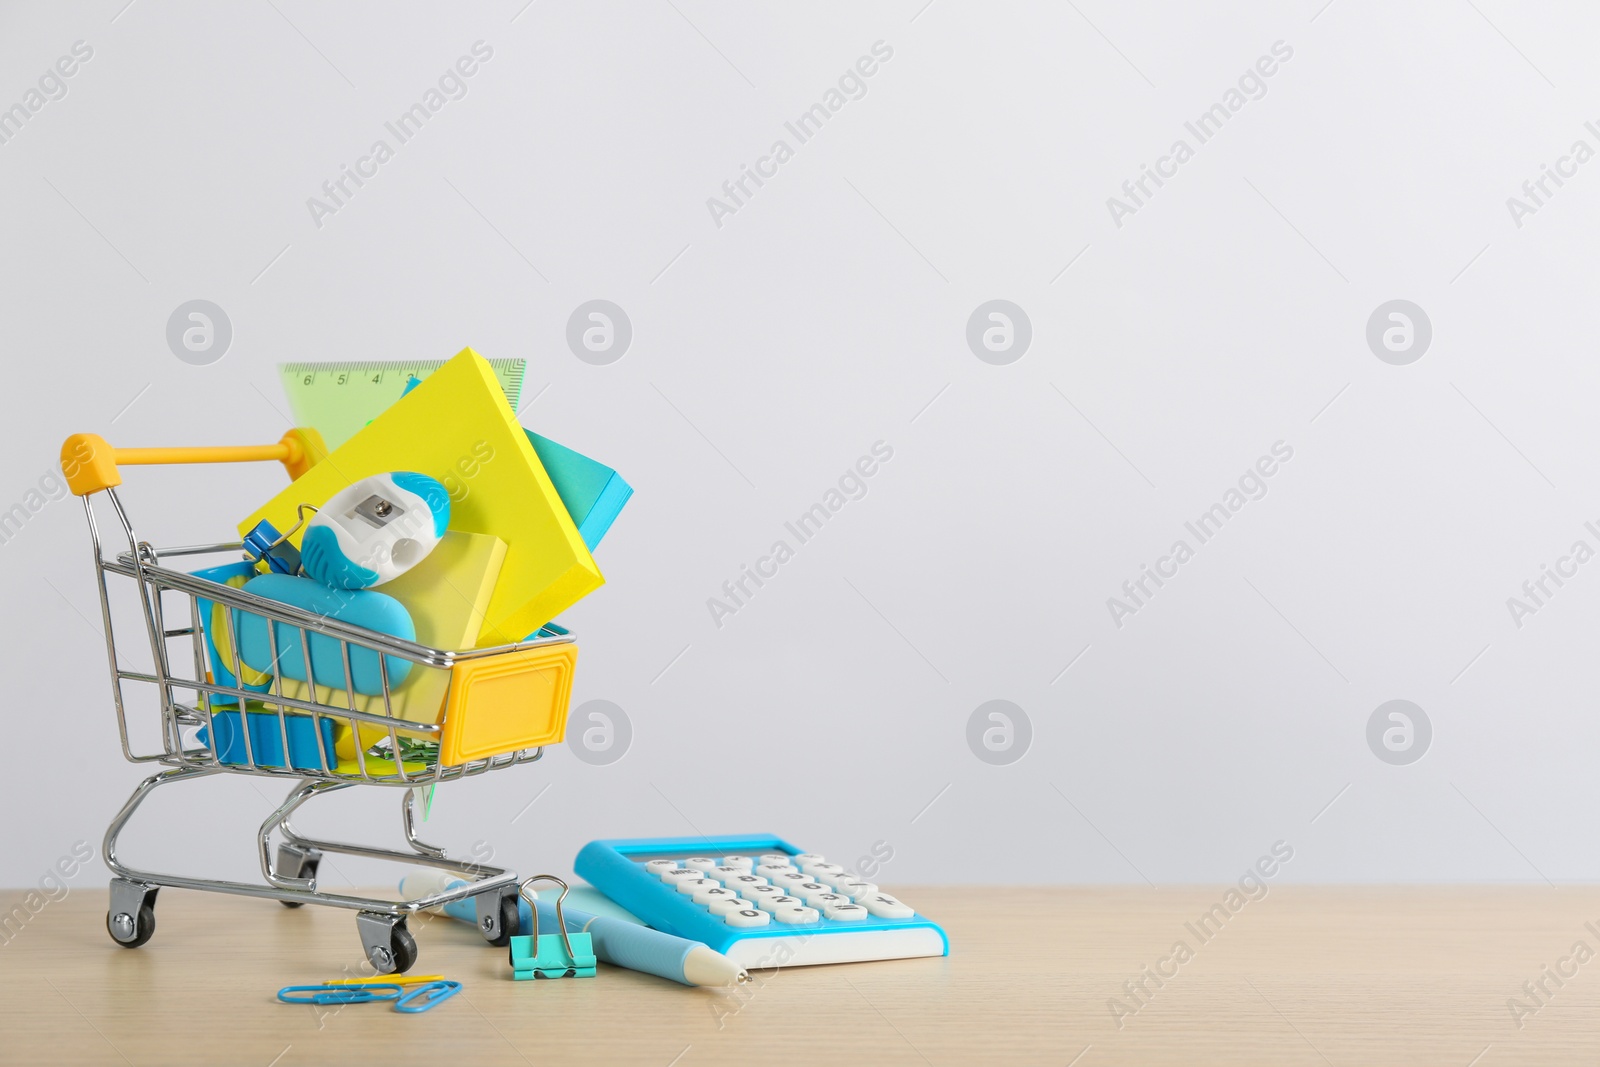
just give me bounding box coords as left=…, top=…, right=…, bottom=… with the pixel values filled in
left=243, top=503, right=321, bottom=577
left=243, top=519, right=301, bottom=575
left=508, top=876, right=596, bottom=980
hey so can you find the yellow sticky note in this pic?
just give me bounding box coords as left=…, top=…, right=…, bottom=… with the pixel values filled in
left=241, top=348, right=602, bottom=645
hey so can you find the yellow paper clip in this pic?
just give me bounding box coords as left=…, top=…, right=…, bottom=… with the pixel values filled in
left=325, top=974, right=447, bottom=987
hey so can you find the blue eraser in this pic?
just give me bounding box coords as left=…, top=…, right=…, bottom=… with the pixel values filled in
left=233, top=573, right=414, bottom=694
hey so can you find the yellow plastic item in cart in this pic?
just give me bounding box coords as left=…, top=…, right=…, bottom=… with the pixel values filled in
left=237, top=348, right=604, bottom=646
left=439, top=642, right=577, bottom=766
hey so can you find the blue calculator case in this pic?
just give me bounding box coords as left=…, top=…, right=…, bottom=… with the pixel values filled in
left=575, top=834, right=949, bottom=969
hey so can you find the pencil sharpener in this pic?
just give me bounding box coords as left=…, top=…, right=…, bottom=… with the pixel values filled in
left=300, top=472, right=450, bottom=589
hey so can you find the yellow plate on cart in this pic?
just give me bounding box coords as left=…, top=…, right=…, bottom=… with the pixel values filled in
left=440, top=643, right=577, bottom=766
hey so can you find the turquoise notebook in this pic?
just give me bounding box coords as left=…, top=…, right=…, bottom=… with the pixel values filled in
left=524, top=431, right=632, bottom=552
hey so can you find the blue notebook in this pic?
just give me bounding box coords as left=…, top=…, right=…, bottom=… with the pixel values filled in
left=524, top=431, right=632, bottom=552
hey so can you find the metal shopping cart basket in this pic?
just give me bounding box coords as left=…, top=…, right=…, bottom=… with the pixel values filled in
left=61, top=429, right=577, bottom=973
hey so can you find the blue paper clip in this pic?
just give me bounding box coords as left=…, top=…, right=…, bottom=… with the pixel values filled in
left=278, top=983, right=402, bottom=1005
left=395, top=980, right=463, bottom=1014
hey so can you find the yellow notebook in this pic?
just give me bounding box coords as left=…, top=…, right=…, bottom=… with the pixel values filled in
left=240, top=348, right=603, bottom=644
left=280, top=530, right=507, bottom=756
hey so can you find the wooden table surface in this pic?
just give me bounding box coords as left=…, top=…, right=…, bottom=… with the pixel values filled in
left=3, top=884, right=1599, bottom=1065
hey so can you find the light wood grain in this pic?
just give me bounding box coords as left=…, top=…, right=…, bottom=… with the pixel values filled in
left=3, top=884, right=1599, bottom=1065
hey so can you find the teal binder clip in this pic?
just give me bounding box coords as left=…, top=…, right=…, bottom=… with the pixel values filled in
left=508, top=876, right=596, bottom=980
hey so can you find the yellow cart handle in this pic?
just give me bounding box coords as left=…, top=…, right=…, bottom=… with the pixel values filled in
left=60, top=429, right=327, bottom=496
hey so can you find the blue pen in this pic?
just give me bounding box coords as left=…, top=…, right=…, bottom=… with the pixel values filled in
left=398, top=873, right=749, bottom=987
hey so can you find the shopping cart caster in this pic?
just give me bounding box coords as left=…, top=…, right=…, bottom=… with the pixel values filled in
left=477, top=886, right=522, bottom=948
left=356, top=911, right=417, bottom=974
left=106, top=879, right=159, bottom=949
left=275, top=844, right=322, bottom=908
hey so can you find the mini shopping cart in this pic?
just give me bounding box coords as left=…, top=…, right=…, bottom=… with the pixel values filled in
left=62, top=430, right=578, bottom=973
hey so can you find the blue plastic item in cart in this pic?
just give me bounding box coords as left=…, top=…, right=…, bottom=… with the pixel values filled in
left=242, top=519, right=302, bottom=576
left=191, top=561, right=273, bottom=708
left=231, top=572, right=415, bottom=694
left=198, top=708, right=337, bottom=771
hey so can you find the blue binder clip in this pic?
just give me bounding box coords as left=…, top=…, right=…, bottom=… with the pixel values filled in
left=508, top=876, right=596, bottom=980
left=243, top=518, right=302, bottom=576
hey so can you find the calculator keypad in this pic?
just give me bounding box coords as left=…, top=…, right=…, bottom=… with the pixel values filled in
left=642, top=854, right=916, bottom=927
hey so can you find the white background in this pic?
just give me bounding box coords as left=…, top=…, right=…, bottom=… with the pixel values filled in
left=1, top=0, right=1596, bottom=892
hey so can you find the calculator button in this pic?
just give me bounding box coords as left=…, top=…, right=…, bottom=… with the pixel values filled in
left=708, top=897, right=753, bottom=917
left=659, top=867, right=703, bottom=885
left=773, top=905, right=821, bottom=925
left=801, top=862, right=846, bottom=878
left=693, top=886, right=740, bottom=906
left=791, top=853, right=825, bottom=866
left=824, top=903, right=869, bottom=921
left=810, top=893, right=850, bottom=910
left=813, top=871, right=857, bottom=889
left=644, top=859, right=680, bottom=873
left=835, top=880, right=878, bottom=899
left=771, top=872, right=811, bottom=889
left=684, top=857, right=721, bottom=872
left=676, top=877, right=717, bottom=895
left=722, top=855, right=755, bottom=869
left=743, top=884, right=783, bottom=901
left=860, top=894, right=915, bottom=919
left=754, top=864, right=796, bottom=880
left=792, top=882, right=833, bottom=903
left=727, top=874, right=769, bottom=892
left=708, top=866, right=746, bottom=884
left=759, top=854, right=793, bottom=866
left=724, top=908, right=771, bottom=928
left=756, top=894, right=803, bottom=912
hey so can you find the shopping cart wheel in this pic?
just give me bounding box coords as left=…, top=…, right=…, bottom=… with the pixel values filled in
left=478, top=888, right=521, bottom=948
left=106, top=879, right=159, bottom=949
left=356, top=911, right=418, bottom=974
left=275, top=844, right=322, bottom=908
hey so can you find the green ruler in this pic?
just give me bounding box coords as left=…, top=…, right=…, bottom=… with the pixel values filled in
left=279, top=359, right=525, bottom=451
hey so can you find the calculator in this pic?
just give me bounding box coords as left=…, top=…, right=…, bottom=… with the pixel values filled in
left=574, top=835, right=948, bottom=969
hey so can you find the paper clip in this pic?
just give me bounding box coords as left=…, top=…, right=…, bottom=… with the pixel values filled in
left=278, top=983, right=402, bottom=1005
left=395, top=980, right=463, bottom=1014
left=324, top=974, right=446, bottom=987
left=508, top=875, right=596, bottom=980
